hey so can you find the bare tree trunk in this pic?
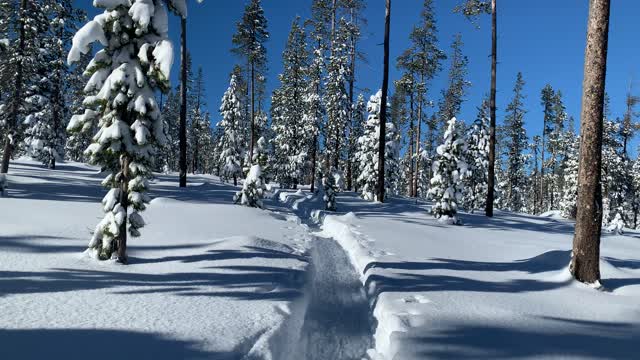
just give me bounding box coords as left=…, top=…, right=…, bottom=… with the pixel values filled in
left=179, top=17, right=188, bottom=188
left=377, top=0, right=391, bottom=203
left=408, top=92, right=415, bottom=197
left=249, top=62, right=255, bottom=163
left=117, top=156, right=130, bottom=264
left=310, top=135, right=318, bottom=193
left=413, top=75, right=424, bottom=198
left=485, top=0, right=497, bottom=217
left=571, top=0, right=610, bottom=284
left=1, top=0, right=27, bottom=175
left=540, top=134, right=545, bottom=212
left=347, top=10, right=356, bottom=191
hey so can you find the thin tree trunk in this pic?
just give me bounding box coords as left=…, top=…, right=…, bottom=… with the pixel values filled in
left=310, top=135, right=318, bottom=193
left=414, top=75, right=424, bottom=198
left=249, top=62, right=255, bottom=163
left=377, top=0, right=391, bottom=203
left=408, top=92, right=415, bottom=197
left=571, top=0, right=610, bottom=284
left=117, top=156, right=130, bottom=264
left=347, top=11, right=356, bottom=190
left=1, top=0, right=27, bottom=174
left=485, top=0, right=497, bottom=217
left=179, top=17, right=188, bottom=187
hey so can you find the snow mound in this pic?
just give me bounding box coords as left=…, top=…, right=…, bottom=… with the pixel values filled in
left=540, top=210, right=564, bottom=219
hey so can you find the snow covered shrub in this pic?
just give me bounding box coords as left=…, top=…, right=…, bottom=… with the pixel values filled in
left=323, top=170, right=343, bottom=211
left=67, top=0, right=182, bottom=262
left=234, top=165, right=266, bottom=208
left=428, top=117, right=469, bottom=225
left=606, top=213, right=625, bottom=235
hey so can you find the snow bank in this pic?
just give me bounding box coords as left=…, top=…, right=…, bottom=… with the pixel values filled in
left=307, top=193, right=640, bottom=360
left=0, top=160, right=314, bottom=360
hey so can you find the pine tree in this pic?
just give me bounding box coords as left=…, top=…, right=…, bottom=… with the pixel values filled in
left=464, top=99, right=490, bottom=212
left=234, top=164, right=266, bottom=208
left=324, top=18, right=350, bottom=171
left=455, top=0, right=496, bottom=217
left=232, top=0, right=269, bottom=162
left=503, top=72, right=528, bottom=212
left=67, top=0, right=175, bottom=263
left=560, top=134, right=579, bottom=219
left=356, top=90, right=398, bottom=201
left=218, top=74, right=245, bottom=186
left=428, top=117, right=469, bottom=225
left=1, top=0, right=45, bottom=174
left=302, top=43, right=325, bottom=192
left=272, top=18, right=308, bottom=189
left=398, top=0, right=446, bottom=198
left=438, top=34, right=470, bottom=135
left=23, top=1, right=81, bottom=169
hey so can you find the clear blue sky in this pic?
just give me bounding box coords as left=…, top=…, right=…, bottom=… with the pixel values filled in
left=76, top=1, right=640, bottom=154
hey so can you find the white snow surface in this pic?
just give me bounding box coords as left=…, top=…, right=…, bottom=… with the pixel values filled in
left=4, top=160, right=640, bottom=360
left=282, top=191, right=640, bottom=360
left=0, top=159, right=311, bottom=360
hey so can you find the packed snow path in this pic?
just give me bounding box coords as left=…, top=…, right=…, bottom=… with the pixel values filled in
left=294, top=236, right=374, bottom=360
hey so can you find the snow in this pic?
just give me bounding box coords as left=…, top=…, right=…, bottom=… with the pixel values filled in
left=3, top=160, right=640, bottom=360
left=294, top=192, right=640, bottom=360
left=0, top=159, right=311, bottom=359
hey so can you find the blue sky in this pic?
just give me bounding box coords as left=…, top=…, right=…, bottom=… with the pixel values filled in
left=76, top=1, right=640, bottom=154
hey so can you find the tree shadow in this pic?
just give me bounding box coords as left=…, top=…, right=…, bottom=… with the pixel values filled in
left=364, top=250, right=572, bottom=274
left=0, top=328, right=226, bottom=360
left=397, top=317, right=639, bottom=359
left=132, top=245, right=307, bottom=265
left=0, top=235, right=207, bottom=254
left=0, top=263, right=306, bottom=301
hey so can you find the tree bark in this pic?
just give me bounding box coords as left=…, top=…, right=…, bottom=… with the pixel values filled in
left=413, top=75, right=424, bottom=198
left=179, top=17, right=188, bottom=187
left=1, top=0, right=27, bottom=175
left=116, top=156, right=130, bottom=264
left=485, top=0, right=497, bottom=217
left=408, top=92, right=415, bottom=197
left=249, top=62, right=255, bottom=163
left=377, top=0, right=391, bottom=203
left=571, top=0, right=610, bottom=284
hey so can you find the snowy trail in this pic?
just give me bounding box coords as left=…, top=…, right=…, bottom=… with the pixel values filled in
left=293, top=235, right=374, bottom=360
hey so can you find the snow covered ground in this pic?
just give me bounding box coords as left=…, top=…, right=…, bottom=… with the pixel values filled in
left=0, top=159, right=312, bottom=360
left=308, top=193, right=640, bottom=360
left=3, top=160, right=640, bottom=360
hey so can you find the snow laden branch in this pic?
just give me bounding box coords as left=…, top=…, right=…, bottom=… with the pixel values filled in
left=67, top=0, right=183, bottom=262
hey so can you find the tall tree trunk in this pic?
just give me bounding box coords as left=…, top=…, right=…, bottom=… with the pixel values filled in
left=377, top=0, right=391, bottom=203
left=1, top=0, right=27, bottom=174
left=310, top=135, right=318, bottom=193
left=541, top=133, right=545, bottom=212
left=571, top=0, right=610, bottom=284
left=413, top=75, right=424, bottom=198
left=249, top=62, right=255, bottom=163
left=347, top=12, right=356, bottom=191
left=179, top=17, right=188, bottom=187
left=485, top=0, right=497, bottom=217
left=117, top=155, right=130, bottom=264
left=408, top=91, right=415, bottom=197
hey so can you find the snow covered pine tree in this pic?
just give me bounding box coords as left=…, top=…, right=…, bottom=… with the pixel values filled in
left=356, top=90, right=399, bottom=201
left=67, top=0, right=180, bottom=263
left=218, top=74, right=245, bottom=186
left=429, top=117, right=470, bottom=225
